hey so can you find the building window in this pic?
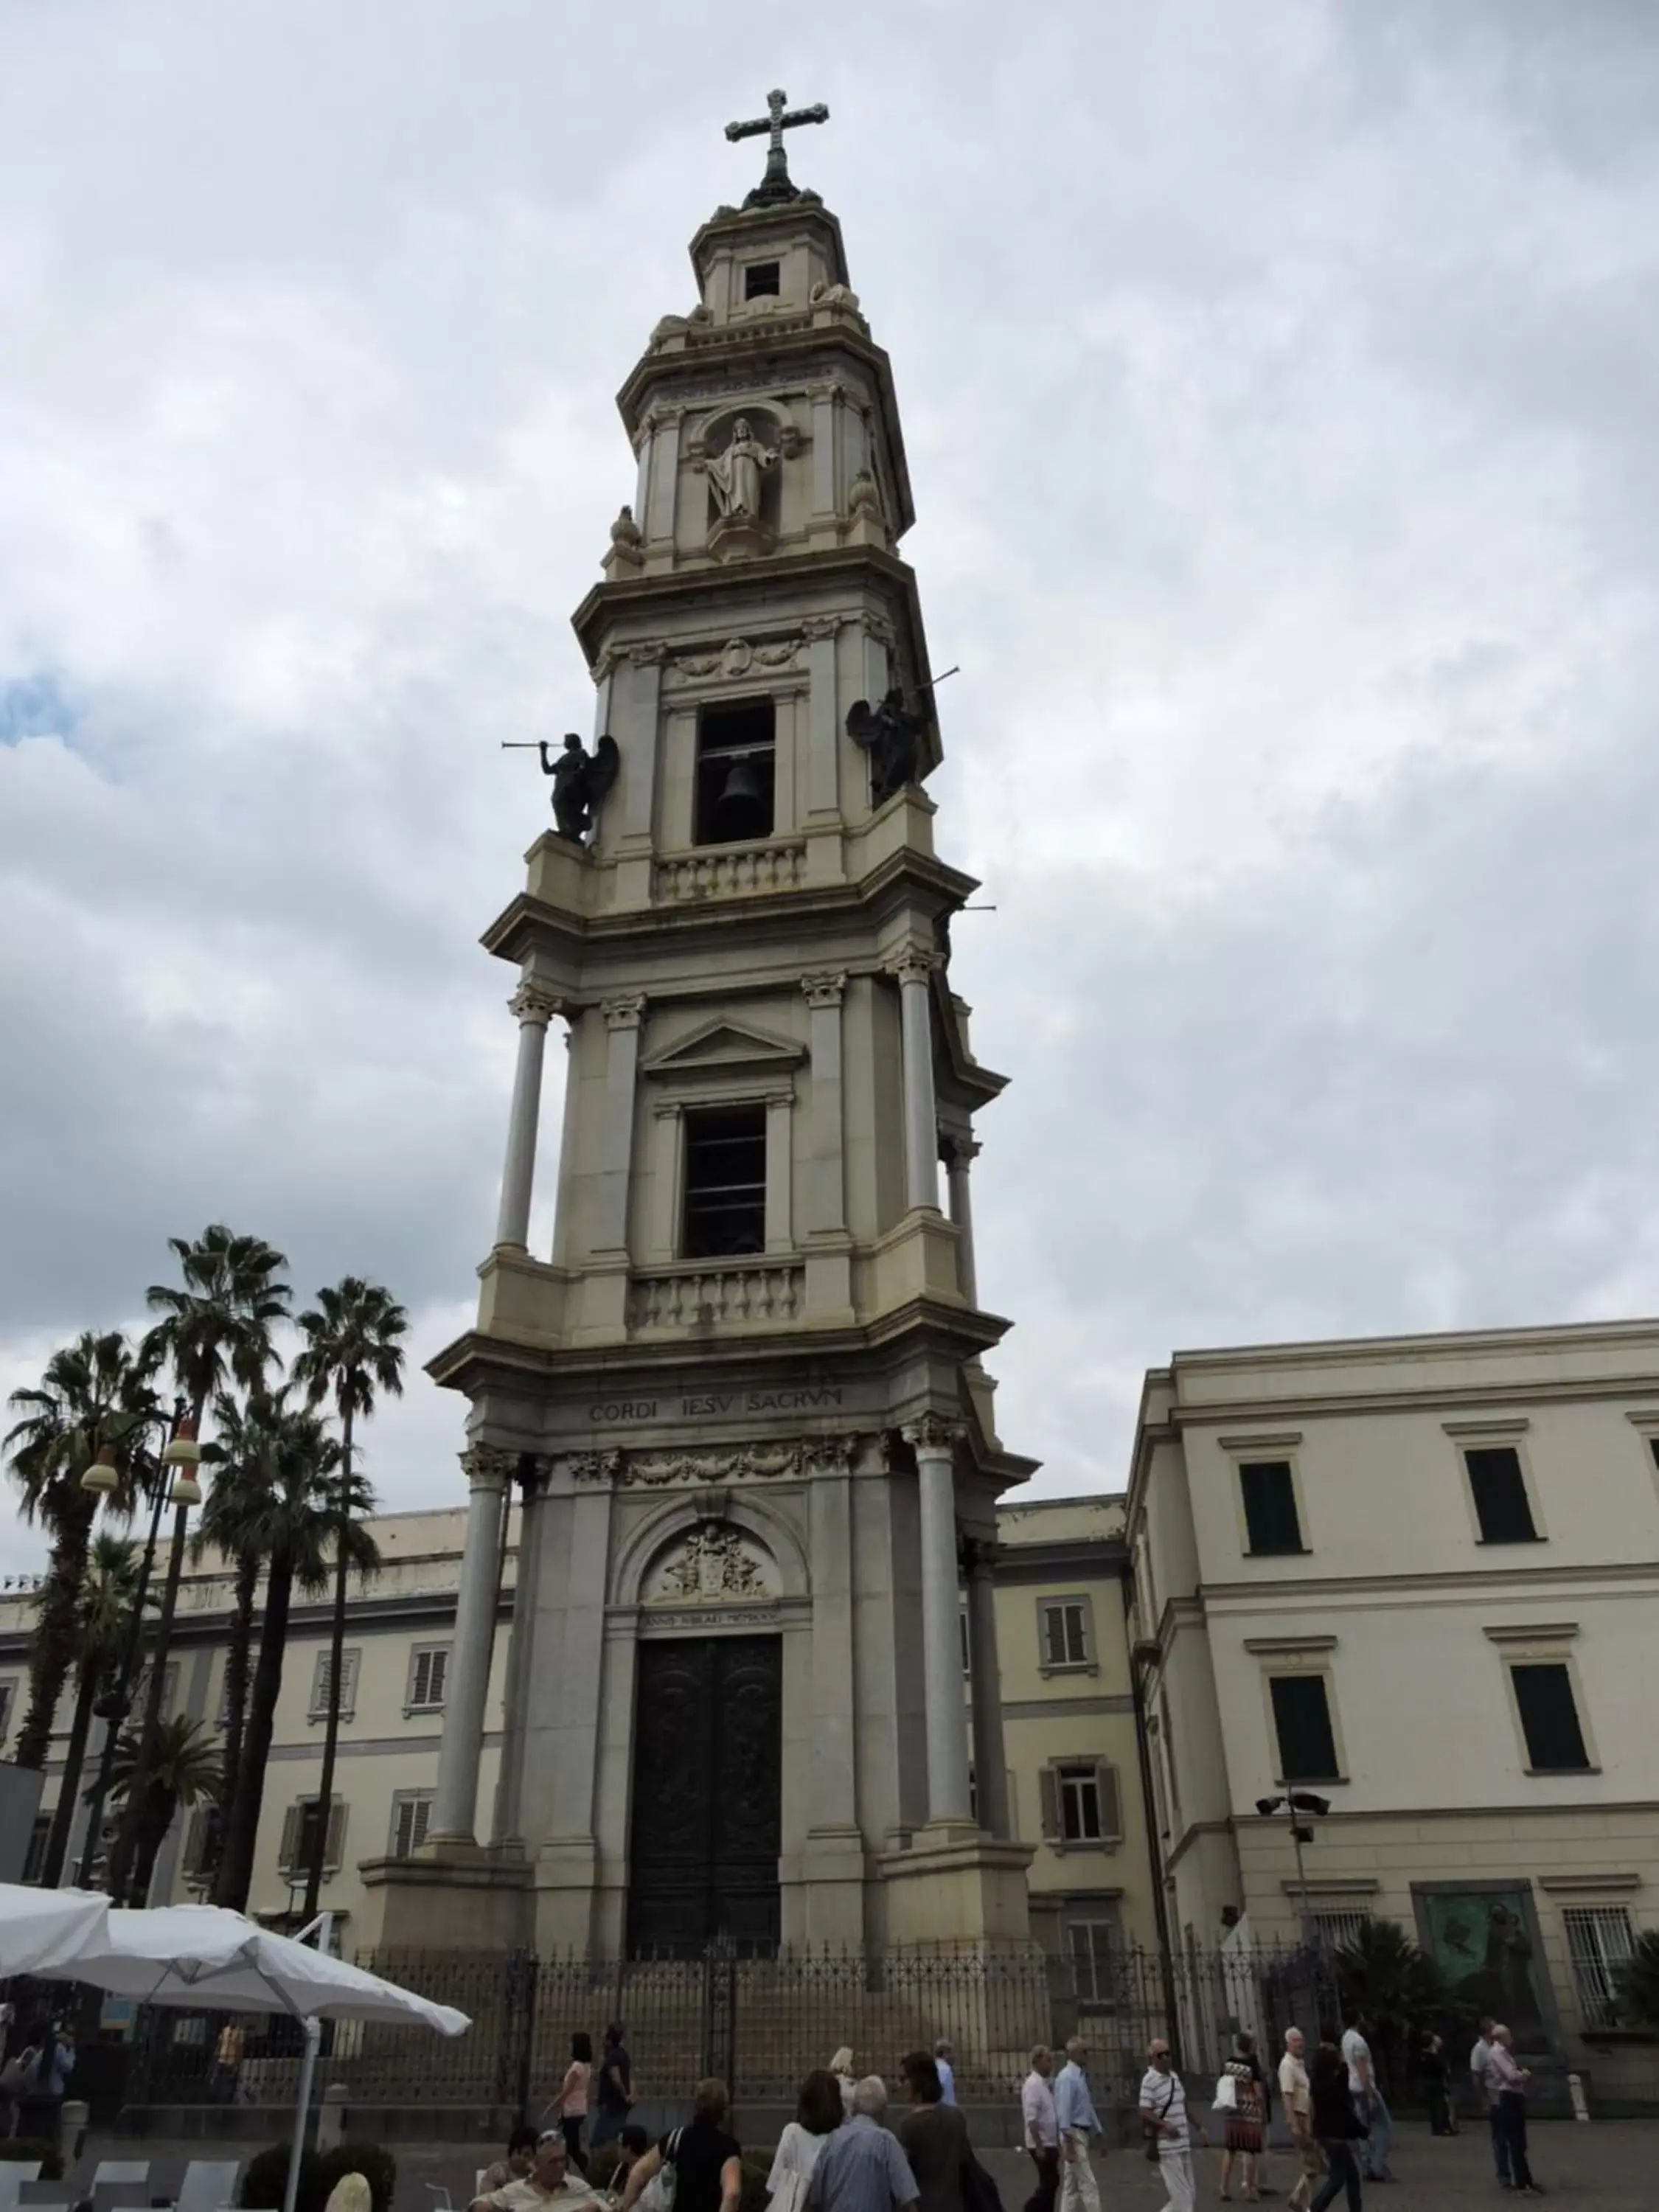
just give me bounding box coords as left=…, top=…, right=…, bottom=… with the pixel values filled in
left=743, top=260, right=781, bottom=299
left=1239, top=1461, right=1306, bottom=1555
left=1464, top=1447, right=1541, bottom=1543
left=1038, top=1598, right=1093, bottom=1671
left=1066, top=1909, right=1122, bottom=2004
left=1040, top=1761, right=1122, bottom=1847
left=307, top=1648, right=361, bottom=1722
left=407, top=1646, right=451, bottom=1714
left=1312, top=1909, right=1373, bottom=1953
left=21, top=1813, right=49, bottom=1885
left=389, top=1791, right=434, bottom=1861
left=279, top=1795, right=348, bottom=1877
left=682, top=1105, right=767, bottom=1256
left=1511, top=1662, right=1590, bottom=1772
left=1268, top=1674, right=1341, bottom=1782
left=0, top=1680, right=15, bottom=1743
left=695, top=700, right=776, bottom=846
left=1563, top=1905, right=1635, bottom=2030
left=181, top=1805, right=226, bottom=1886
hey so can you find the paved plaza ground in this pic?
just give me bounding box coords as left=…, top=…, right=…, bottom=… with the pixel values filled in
left=69, top=2120, right=1659, bottom=2212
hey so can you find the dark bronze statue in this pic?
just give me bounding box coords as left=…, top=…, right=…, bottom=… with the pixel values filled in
left=845, top=688, right=925, bottom=804
left=540, top=732, right=621, bottom=844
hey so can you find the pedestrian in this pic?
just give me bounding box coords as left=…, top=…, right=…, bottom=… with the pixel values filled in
left=589, top=2024, right=635, bottom=2152
left=768, top=2070, right=845, bottom=2212
left=1469, top=2019, right=1509, bottom=2188
left=830, top=2047, right=858, bottom=2118
left=1417, top=2036, right=1452, bottom=2139
left=611, top=2126, right=651, bottom=2199
left=549, top=2031, right=594, bottom=2171
left=898, top=2052, right=971, bottom=2212
left=1487, top=2028, right=1538, bottom=2196
left=932, top=2040, right=957, bottom=2107
left=1338, top=2012, right=1392, bottom=2184
left=1277, top=2028, right=1324, bottom=2212
left=1307, top=2045, right=1366, bottom=2212
left=807, top=2077, right=920, bottom=2212
left=1217, top=2031, right=1266, bottom=2202
left=1054, top=2037, right=1103, bottom=2212
left=12, top=2021, right=74, bottom=2149
left=1020, top=2046, right=1059, bottom=2212
left=471, top=2130, right=602, bottom=2211
left=1140, top=2037, right=1206, bottom=2212
left=621, top=2078, right=743, bottom=2212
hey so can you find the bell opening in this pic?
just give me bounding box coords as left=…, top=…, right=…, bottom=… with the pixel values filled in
left=695, top=699, right=776, bottom=846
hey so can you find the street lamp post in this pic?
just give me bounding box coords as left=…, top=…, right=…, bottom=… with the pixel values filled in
left=1254, top=1790, right=1332, bottom=1941
left=92, top=1414, right=203, bottom=1899
left=73, top=1401, right=186, bottom=1889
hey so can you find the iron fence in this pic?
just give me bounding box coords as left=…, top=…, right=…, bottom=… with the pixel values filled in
left=116, top=1938, right=1342, bottom=2118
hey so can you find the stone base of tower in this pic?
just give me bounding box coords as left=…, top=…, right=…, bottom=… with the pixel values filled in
left=876, top=1824, right=1036, bottom=1948
left=358, top=1843, right=532, bottom=1952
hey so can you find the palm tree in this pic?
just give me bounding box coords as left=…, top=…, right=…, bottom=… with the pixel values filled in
left=114, top=1227, right=290, bottom=1900
left=105, top=1714, right=223, bottom=1904
left=1334, top=1919, right=1451, bottom=2093
left=209, top=1401, right=380, bottom=1911
left=4, top=1330, right=156, bottom=1773
left=195, top=1391, right=282, bottom=1825
left=291, top=1279, right=406, bottom=1919
left=38, top=1534, right=141, bottom=1887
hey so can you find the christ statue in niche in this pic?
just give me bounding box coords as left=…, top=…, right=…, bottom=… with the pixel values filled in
left=706, top=416, right=779, bottom=521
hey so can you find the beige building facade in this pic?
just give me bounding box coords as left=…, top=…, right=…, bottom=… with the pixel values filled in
left=0, top=1495, right=1157, bottom=1967
left=1127, top=1318, right=1659, bottom=2090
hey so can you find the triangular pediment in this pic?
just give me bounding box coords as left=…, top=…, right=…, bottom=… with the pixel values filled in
left=641, top=1018, right=807, bottom=1077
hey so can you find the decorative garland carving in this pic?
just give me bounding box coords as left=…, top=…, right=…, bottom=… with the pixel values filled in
left=570, top=1439, right=869, bottom=1486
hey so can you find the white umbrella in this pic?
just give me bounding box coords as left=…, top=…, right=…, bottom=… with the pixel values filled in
left=0, top=1880, right=111, bottom=1978
left=66, top=1905, right=469, bottom=2032
left=21, top=1902, right=467, bottom=2212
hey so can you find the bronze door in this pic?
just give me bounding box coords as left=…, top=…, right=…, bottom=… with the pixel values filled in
left=628, top=1635, right=782, bottom=1955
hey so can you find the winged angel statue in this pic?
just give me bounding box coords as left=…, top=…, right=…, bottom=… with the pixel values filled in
left=540, top=732, right=621, bottom=844
left=845, top=688, right=925, bottom=806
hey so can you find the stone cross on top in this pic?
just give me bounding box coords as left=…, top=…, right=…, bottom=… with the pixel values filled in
left=725, top=87, right=829, bottom=208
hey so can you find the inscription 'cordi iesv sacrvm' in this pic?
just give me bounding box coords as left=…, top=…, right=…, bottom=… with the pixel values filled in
left=586, top=1383, right=845, bottom=1425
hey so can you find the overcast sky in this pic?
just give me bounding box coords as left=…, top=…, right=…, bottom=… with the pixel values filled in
left=4, top=1, right=1659, bottom=1573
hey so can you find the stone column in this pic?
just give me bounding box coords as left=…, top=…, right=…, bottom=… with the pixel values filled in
left=889, top=950, right=942, bottom=1211
left=964, top=1542, right=1010, bottom=1839
left=944, top=1134, right=981, bottom=1305
left=802, top=972, right=847, bottom=1231
left=905, top=1416, right=971, bottom=1826
left=490, top=1464, right=547, bottom=1848
left=594, top=995, right=646, bottom=1253
left=430, top=1443, right=515, bottom=1843
left=495, top=985, right=563, bottom=1250
left=801, top=614, right=843, bottom=818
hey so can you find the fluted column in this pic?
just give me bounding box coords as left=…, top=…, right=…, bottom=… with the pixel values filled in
left=495, top=986, right=563, bottom=1250
left=430, top=1444, right=515, bottom=1843
left=944, top=1134, right=981, bottom=1305
left=965, top=1541, right=1010, bottom=1838
left=905, top=1416, right=972, bottom=1826
left=889, top=950, right=942, bottom=1211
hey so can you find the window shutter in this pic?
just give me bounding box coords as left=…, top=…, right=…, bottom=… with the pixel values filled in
left=1040, top=1607, right=1066, bottom=1668
left=340, top=1651, right=360, bottom=1718
left=1068, top=1604, right=1091, bottom=1663
left=1037, top=1766, right=1061, bottom=1840
left=1094, top=1761, right=1122, bottom=1840
left=325, top=1799, right=348, bottom=1870
left=279, top=1801, right=303, bottom=1872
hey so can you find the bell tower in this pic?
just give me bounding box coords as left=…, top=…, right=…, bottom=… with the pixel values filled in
left=392, top=98, right=1037, bottom=1957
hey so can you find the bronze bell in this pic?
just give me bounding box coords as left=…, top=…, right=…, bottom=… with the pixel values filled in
left=714, top=758, right=768, bottom=839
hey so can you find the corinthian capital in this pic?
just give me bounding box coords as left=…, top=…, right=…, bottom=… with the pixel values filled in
left=800, top=614, right=846, bottom=643
left=602, top=995, right=647, bottom=1032
left=943, top=1133, right=982, bottom=1169
left=903, top=1414, right=965, bottom=1456
left=801, top=970, right=847, bottom=1010
left=509, top=984, right=564, bottom=1028
left=459, top=1442, right=518, bottom=1489
left=886, top=947, right=942, bottom=987
left=626, top=642, right=668, bottom=668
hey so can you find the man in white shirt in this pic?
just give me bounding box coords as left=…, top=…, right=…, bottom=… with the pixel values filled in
left=1470, top=2017, right=1511, bottom=2188
left=1340, top=2012, right=1394, bottom=2183
left=1020, top=2045, right=1059, bottom=2212
left=1276, top=2027, right=1321, bottom=2212
left=1053, top=2037, right=1102, bottom=2212
left=933, top=2039, right=956, bottom=2107
left=473, top=2134, right=603, bottom=2212
left=1139, top=2039, right=1206, bottom=2212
